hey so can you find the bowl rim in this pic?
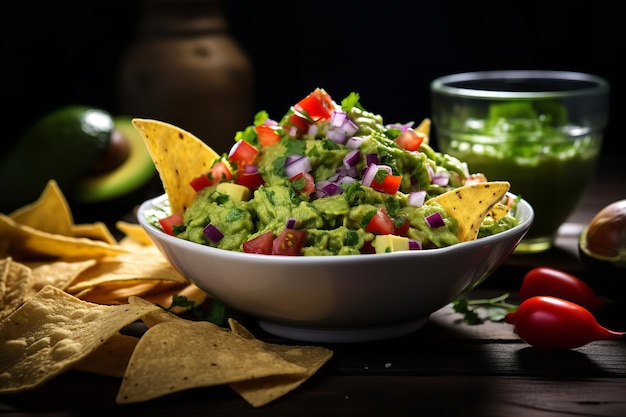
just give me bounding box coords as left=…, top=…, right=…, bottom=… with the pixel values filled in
left=137, top=192, right=534, bottom=263
left=430, top=70, right=609, bottom=100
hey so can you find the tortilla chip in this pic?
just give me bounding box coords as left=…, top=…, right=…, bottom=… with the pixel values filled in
left=0, top=258, right=32, bottom=320
left=66, top=246, right=187, bottom=293
left=428, top=181, right=510, bottom=242
left=132, top=118, right=220, bottom=216
left=115, top=220, right=154, bottom=246
left=228, top=319, right=334, bottom=407
left=0, top=258, right=8, bottom=300
left=129, top=295, right=184, bottom=326
left=415, top=118, right=431, bottom=142
left=8, top=180, right=116, bottom=245
left=0, top=285, right=161, bottom=393
left=72, top=280, right=181, bottom=305
left=115, top=319, right=306, bottom=404
left=0, top=214, right=128, bottom=261
left=139, top=281, right=209, bottom=314
left=23, top=259, right=97, bottom=300
left=72, top=333, right=140, bottom=378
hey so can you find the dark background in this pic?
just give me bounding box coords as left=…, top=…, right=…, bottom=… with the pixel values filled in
left=2, top=0, right=624, bottom=157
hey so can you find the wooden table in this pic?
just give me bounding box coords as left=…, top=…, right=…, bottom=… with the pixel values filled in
left=2, top=155, right=624, bottom=417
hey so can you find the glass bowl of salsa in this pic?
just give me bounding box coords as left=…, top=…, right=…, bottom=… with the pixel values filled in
left=430, top=70, right=609, bottom=254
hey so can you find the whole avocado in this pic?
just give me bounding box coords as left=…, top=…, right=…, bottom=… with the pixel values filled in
left=0, top=106, right=114, bottom=213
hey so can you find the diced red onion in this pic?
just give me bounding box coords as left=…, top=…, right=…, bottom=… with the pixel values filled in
left=425, top=212, right=445, bottom=229
left=286, top=217, right=297, bottom=229
left=345, top=136, right=364, bottom=149
left=338, top=176, right=356, bottom=185
left=426, top=164, right=434, bottom=180
left=365, top=153, right=379, bottom=166
left=361, top=164, right=378, bottom=187
left=327, top=129, right=348, bottom=144
left=321, top=182, right=342, bottom=196
left=244, top=164, right=259, bottom=174
left=263, top=118, right=278, bottom=126
left=203, top=224, right=224, bottom=243
left=285, top=155, right=312, bottom=178
left=408, top=190, right=426, bottom=207
left=327, top=111, right=358, bottom=144
left=431, top=173, right=449, bottom=186
left=330, top=111, right=348, bottom=127
left=285, top=126, right=298, bottom=137
left=343, top=149, right=361, bottom=168
left=285, top=154, right=301, bottom=165
left=385, top=122, right=414, bottom=132
left=408, top=239, right=422, bottom=250
left=361, top=164, right=392, bottom=187
left=308, top=124, right=318, bottom=136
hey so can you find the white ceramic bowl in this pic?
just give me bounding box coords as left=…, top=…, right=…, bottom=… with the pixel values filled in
left=137, top=193, right=533, bottom=343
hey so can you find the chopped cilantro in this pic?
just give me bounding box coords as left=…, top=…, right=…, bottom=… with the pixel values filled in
left=374, top=168, right=389, bottom=183
left=225, top=207, right=247, bottom=222
left=341, top=92, right=362, bottom=112
left=253, top=110, right=270, bottom=126
left=345, top=230, right=360, bottom=246
left=452, top=292, right=516, bottom=325
left=160, top=295, right=228, bottom=326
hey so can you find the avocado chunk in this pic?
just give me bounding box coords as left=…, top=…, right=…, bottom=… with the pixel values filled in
left=74, top=117, right=156, bottom=203
left=0, top=106, right=113, bottom=213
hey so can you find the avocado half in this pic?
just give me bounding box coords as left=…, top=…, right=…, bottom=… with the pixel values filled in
left=75, top=117, right=156, bottom=203
left=0, top=106, right=114, bottom=213
left=578, top=200, right=626, bottom=298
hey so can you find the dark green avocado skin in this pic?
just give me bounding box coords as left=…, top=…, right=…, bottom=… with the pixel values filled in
left=578, top=227, right=626, bottom=302
left=0, top=106, right=113, bottom=213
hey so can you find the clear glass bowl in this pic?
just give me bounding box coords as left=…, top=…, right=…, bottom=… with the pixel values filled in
left=431, top=70, right=609, bottom=254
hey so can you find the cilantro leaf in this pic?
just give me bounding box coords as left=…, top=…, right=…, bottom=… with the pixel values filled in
left=452, top=292, right=517, bottom=325
left=161, top=295, right=229, bottom=326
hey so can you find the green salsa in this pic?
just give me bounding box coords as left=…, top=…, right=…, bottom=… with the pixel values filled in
left=437, top=101, right=600, bottom=244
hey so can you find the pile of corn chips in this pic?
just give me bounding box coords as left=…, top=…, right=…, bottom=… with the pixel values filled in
left=0, top=180, right=333, bottom=407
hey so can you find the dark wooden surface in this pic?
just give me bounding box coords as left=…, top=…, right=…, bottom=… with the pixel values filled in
left=1, top=154, right=624, bottom=417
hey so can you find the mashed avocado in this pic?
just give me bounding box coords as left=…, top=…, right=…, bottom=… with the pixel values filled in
left=180, top=181, right=464, bottom=254
left=174, top=89, right=518, bottom=255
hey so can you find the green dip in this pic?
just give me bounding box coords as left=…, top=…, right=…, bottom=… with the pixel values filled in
left=173, top=90, right=519, bottom=255
left=437, top=101, right=600, bottom=243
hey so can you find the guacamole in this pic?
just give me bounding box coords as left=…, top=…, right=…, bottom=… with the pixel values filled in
left=175, top=89, right=518, bottom=255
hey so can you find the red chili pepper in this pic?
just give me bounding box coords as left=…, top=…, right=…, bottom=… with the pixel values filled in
left=504, top=296, right=624, bottom=350
left=519, top=267, right=605, bottom=312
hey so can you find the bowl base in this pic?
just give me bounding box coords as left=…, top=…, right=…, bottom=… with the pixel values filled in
left=257, top=318, right=429, bottom=343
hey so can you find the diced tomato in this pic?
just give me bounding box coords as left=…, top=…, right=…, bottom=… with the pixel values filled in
left=294, top=88, right=334, bottom=121
left=393, top=214, right=410, bottom=236
left=371, top=174, right=402, bottom=194
left=365, top=207, right=394, bottom=235
left=464, top=173, right=488, bottom=185
left=394, top=129, right=425, bottom=151
left=255, top=125, right=281, bottom=147
left=242, top=231, right=274, bottom=255
left=272, top=229, right=306, bottom=255
left=282, top=113, right=311, bottom=138
left=228, top=139, right=258, bottom=167
left=189, top=160, right=234, bottom=191
left=289, top=171, right=315, bottom=195
left=236, top=170, right=264, bottom=190
left=189, top=174, right=213, bottom=191
left=159, top=213, right=184, bottom=236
